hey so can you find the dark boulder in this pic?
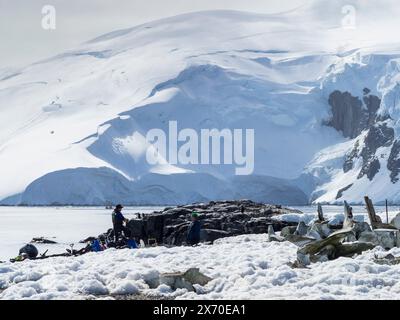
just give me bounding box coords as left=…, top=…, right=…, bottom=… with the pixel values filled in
left=388, top=140, right=400, bottom=183
left=125, top=200, right=301, bottom=246
left=200, top=229, right=231, bottom=243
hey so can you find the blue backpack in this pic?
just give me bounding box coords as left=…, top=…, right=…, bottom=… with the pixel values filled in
left=127, top=239, right=138, bottom=249
left=91, top=240, right=103, bottom=252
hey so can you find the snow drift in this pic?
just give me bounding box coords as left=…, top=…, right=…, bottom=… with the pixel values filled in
left=1, top=234, right=400, bottom=300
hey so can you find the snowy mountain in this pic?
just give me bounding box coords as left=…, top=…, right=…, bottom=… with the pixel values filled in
left=2, top=1, right=400, bottom=205
left=304, top=52, right=400, bottom=205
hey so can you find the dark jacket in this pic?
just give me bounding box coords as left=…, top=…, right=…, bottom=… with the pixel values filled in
left=187, top=220, right=201, bottom=242
left=112, top=210, right=126, bottom=226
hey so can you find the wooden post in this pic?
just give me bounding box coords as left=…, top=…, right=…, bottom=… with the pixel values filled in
left=386, top=199, right=389, bottom=224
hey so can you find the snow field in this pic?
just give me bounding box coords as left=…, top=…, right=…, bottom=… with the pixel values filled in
left=1, top=233, right=399, bottom=300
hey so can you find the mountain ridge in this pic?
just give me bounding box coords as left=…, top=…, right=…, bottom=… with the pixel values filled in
left=1, top=7, right=400, bottom=205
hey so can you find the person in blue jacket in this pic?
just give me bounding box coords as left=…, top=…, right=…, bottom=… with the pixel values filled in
left=112, top=204, right=131, bottom=240
left=187, top=212, right=201, bottom=246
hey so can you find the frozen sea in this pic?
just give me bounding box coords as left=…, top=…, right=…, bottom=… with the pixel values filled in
left=0, top=206, right=164, bottom=261
left=0, top=205, right=399, bottom=261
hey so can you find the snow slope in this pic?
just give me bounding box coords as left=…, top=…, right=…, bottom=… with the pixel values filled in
left=1, top=233, right=400, bottom=300
left=2, top=1, right=400, bottom=204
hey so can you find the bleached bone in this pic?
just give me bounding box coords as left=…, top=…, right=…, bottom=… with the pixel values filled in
left=317, top=204, right=325, bottom=222
left=267, top=225, right=284, bottom=242
left=295, top=221, right=308, bottom=236
left=344, top=201, right=355, bottom=229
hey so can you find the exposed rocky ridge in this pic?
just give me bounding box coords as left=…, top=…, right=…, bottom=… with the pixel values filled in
left=358, top=122, right=394, bottom=180
left=388, top=140, right=400, bottom=183
left=343, top=140, right=361, bottom=173
left=126, top=200, right=301, bottom=246
left=327, top=88, right=398, bottom=187
left=327, top=90, right=380, bottom=139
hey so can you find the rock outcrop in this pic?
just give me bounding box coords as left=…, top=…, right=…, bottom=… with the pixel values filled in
left=358, top=123, right=394, bottom=181
left=388, top=140, right=400, bottom=183
left=325, top=88, right=398, bottom=200
left=327, top=89, right=394, bottom=182
left=126, top=200, right=301, bottom=246
left=327, top=90, right=369, bottom=139
left=327, top=89, right=381, bottom=140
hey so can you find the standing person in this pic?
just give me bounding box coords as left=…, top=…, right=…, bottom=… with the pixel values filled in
left=112, top=204, right=131, bottom=241
left=187, top=212, right=201, bottom=246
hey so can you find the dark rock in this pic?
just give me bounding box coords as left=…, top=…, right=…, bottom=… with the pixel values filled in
left=327, top=89, right=381, bottom=140
left=125, top=200, right=301, bottom=246
left=358, top=123, right=394, bottom=180
left=363, top=88, right=371, bottom=95
left=388, top=140, right=400, bottom=183
left=145, top=215, right=165, bottom=243
left=343, top=141, right=360, bottom=173
left=327, top=90, right=396, bottom=183
left=359, top=158, right=381, bottom=181
left=363, top=123, right=394, bottom=153
left=200, top=229, right=231, bottom=243
left=126, top=219, right=146, bottom=239
left=327, top=91, right=368, bottom=139
left=363, top=94, right=380, bottom=126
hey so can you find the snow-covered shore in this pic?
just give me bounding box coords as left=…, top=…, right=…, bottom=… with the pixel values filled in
left=1, top=233, right=399, bottom=300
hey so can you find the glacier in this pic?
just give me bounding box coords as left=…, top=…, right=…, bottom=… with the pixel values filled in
left=2, top=2, right=400, bottom=205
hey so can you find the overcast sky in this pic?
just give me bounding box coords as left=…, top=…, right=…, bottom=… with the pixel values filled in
left=0, top=0, right=309, bottom=69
